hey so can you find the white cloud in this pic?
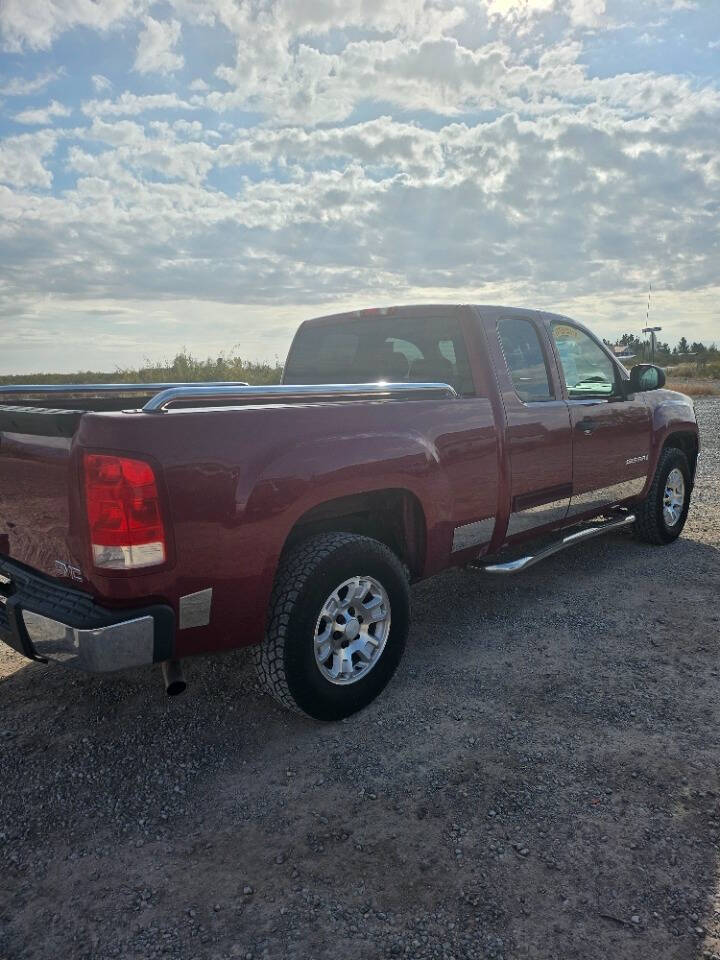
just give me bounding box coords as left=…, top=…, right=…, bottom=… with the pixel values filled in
left=0, top=68, right=63, bottom=96
left=82, top=92, right=198, bottom=118
left=485, top=0, right=554, bottom=19
left=207, top=30, right=715, bottom=127
left=568, top=0, right=606, bottom=26
left=92, top=74, right=113, bottom=93
left=13, top=99, right=72, bottom=125
left=133, top=16, right=184, bottom=74
left=172, top=0, right=467, bottom=42
left=210, top=36, right=526, bottom=124
left=1, top=0, right=719, bottom=368
left=0, top=131, right=57, bottom=187
left=0, top=0, right=144, bottom=51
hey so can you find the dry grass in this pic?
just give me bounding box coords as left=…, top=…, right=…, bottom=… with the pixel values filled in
left=666, top=379, right=720, bottom=396
left=668, top=360, right=720, bottom=379
left=0, top=351, right=284, bottom=387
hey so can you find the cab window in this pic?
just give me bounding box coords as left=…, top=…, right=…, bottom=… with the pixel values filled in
left=284, top=316, right=477, bottom=396
left=497, top=317, right=553, bottom=402
left=551, top=323, right=617, bottom=399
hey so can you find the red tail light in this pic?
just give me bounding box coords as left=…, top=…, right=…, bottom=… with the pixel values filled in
left=83, top=453, right=167, bottom=570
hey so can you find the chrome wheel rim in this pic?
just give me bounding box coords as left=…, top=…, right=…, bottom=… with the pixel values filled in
left=663, top=467, right=685, bottom=527
left=313, top=576, right=391, bottom=685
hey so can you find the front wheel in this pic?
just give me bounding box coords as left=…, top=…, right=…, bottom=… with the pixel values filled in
left=633, top=447, right=692, bottom=545
left=254, top=532, right=410, bottom=720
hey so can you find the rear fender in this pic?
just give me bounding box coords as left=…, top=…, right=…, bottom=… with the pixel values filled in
left=245, top=428, right=453, bottom=599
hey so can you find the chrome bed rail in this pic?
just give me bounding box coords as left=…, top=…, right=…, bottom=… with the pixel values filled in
left=141, top=382, right=458, bottom=412
left=0, top=381, right=249, bottom=398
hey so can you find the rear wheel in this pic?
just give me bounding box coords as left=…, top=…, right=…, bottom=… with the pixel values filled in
left=254, top=532, right=410, bottom=720
left=634, top=447, right=691, bottom=545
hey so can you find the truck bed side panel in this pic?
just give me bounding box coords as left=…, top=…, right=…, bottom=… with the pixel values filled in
left=75, top=397, right=499, bottom=655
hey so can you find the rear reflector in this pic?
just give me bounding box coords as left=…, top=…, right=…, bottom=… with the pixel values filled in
left=84, top=453, right=167, bottom=570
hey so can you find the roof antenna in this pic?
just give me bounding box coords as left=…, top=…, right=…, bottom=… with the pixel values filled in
left=641, top=282, right=662, bottom=365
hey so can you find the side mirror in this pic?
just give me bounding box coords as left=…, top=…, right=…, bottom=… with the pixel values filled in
left=628, top=364, right=666, bottom=393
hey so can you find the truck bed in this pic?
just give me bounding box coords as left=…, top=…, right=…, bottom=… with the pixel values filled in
left=0, top=379, right=466, bottom=616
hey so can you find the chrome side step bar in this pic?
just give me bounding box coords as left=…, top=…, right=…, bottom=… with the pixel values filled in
left=471, top=513, right=636, bottom=575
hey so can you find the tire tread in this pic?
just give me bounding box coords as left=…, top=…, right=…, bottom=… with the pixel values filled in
left=633, top=446, right=690, bottom=545
left=254, top=532, right=402, bottom=715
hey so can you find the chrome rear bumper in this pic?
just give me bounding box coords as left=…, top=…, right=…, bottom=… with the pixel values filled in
left=22, top=610, right=155, bottom=672
left=0, top=555, right=174, bottom=672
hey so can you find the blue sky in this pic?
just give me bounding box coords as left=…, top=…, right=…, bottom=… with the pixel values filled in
left=0, top=0, right=718, bottom=373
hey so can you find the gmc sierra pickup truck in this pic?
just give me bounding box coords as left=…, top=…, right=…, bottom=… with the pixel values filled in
left=0, top=305, right=699, bottom=719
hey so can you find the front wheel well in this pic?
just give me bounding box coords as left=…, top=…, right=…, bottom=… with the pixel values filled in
left=662, top=431, right=698, bottom=480
left=283, top=489, right=426, bottom=579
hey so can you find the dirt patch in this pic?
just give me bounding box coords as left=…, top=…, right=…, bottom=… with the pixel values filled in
left=1, top=399, right=719, bottom=960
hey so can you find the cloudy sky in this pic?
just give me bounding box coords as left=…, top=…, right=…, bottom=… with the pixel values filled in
left=0, top=0, right=718, bottom=374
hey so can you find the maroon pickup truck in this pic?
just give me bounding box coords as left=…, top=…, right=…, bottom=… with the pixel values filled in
left=0, top=305, right=699, bottom=719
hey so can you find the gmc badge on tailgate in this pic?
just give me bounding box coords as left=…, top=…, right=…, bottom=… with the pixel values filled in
left=54, top=561, right=84, bottom=582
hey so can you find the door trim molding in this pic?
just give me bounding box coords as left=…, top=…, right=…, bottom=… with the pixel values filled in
left=507, top=495, right=571, bottom=537
left=566, top=475, right=646, bottom=516
left=452, top=517, right=496, bottom=553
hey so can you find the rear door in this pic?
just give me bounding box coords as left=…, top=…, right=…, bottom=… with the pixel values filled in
left=491, top=313, right=573, bottom=540
left=547, top=319, right=651, bottom=517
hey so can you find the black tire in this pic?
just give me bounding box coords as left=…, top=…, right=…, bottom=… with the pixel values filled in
left=634, top=447, right=691, bottom=545
left=254, top=532, right=410, bottom=720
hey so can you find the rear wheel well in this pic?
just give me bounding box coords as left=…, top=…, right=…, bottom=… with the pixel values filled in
left=283, top=489, right=426, bottom=579
left=662, top=431, right=698, bottom=480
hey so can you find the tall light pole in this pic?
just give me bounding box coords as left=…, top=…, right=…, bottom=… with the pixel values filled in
left=642, top=326, right=662, bottom=364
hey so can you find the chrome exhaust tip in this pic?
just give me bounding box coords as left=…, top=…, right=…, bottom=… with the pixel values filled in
left=161, top=659, right=186, bottom=696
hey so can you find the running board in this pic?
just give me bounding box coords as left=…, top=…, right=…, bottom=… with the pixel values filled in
left=471, top=513, right=636, bottom=574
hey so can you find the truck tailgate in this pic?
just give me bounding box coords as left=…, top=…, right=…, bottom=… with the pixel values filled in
left=0, top=428, right=85, bottom=586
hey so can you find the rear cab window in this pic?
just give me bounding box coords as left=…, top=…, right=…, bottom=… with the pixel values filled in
left=497, top=317, right=554, bottom=402
left=283, top=314, right=477, bottom=397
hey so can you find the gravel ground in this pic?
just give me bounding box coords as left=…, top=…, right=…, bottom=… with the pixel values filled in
left=1, top=398, right=719, bottom=960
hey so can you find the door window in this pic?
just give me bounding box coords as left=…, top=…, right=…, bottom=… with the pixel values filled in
left=551, top=323, right=617, bottom=398
left=497, top=317, right=553, bottom=402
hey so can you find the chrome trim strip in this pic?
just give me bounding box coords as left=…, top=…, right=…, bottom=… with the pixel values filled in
left=22, top=611, right=154, bottom=672
left=0, top=381, right=248, bottom=397
left=143, top=382, right=458, bottom=412
left=506, top=496, right=570, bottom=537
left=179, top=588, right=213, bottom=629
left=567, top=475, right=646, bottom=516
left=476, top=514, right=636, bottom=574
left=452, top=517, right=495, bottom=552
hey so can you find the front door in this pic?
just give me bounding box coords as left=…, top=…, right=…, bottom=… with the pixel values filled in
left=548, top=320, right=651, bottom=518
left=494, top=314, right=573, bottom=539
